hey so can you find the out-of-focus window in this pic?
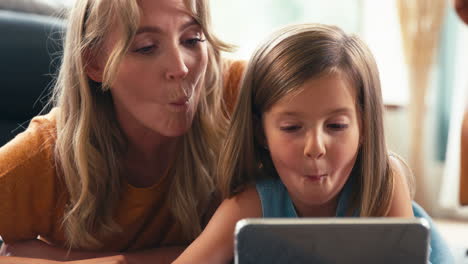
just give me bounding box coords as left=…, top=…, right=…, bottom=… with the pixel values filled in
left=211, top=0, right=362, bottom=59
left=211, top=0, right=407, bottom=105
left=39, top=0, right=408, bottom=105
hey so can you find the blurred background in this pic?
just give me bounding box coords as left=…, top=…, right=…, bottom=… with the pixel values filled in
left=1, top=0, right=467, bottom=262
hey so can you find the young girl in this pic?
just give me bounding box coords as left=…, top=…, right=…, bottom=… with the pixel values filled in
left=173, top=23, right=454, bottom=264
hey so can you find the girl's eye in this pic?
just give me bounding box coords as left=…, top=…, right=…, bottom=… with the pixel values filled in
left=327, top=123, right=349, bottom=131
left=279, top=125, right=301, bottom=132
left=183, top=38, right=205, bottom=47
left=134, top=45, right=156, bottom=54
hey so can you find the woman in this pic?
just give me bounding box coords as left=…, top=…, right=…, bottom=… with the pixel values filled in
left=0, top=0, right=244, bottom=262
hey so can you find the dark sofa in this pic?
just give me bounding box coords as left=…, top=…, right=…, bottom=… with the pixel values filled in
left=0, top=10, right=64, bottom=146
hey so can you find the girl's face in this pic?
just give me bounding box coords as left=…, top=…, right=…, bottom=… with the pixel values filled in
left=92, top=0, right=208, bottom=141
left=262, top=72, right=361, bottom=217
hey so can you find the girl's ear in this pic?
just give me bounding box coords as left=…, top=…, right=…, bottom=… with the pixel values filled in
left=83, top=49, right=104, bottom=83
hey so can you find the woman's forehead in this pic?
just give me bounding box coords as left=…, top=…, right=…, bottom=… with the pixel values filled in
left=136, top=0, right=196, bottom=28
left=137, top=0, right=192, bottom=15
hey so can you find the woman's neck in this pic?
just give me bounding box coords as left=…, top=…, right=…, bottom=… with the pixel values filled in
left=123, top=142, right=177, bottom=188
left=116, top=109, right=179, bottom=187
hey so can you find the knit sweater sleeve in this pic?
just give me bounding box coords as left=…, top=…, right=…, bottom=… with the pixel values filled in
left=0, top=111, right=60, bottom=243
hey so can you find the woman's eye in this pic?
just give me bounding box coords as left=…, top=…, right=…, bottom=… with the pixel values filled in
left=183, top=38, right=205, bottom=47
left=279, top=125, right=301, bottom=132
left=327, top=123, right=349, bottom=130
left=134, top=45, right=156, bottom=54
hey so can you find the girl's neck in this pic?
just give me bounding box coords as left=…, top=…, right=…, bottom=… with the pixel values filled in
left=292, top=196, right=339, bottom=217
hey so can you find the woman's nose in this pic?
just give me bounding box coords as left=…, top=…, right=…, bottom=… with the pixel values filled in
left=165, top=46, right=189, bottom=81
left=303, top=132, right=326, bottom=160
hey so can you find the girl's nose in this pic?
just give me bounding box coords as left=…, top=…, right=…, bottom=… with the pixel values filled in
left=303, top=132, right=326, bottom=160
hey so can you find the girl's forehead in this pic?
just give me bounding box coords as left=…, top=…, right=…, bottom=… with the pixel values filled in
left=266, top=72, right=357, bottom=117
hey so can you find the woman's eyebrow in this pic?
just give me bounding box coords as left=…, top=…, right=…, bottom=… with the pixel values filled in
left=136, top=19, right=199, bottom=35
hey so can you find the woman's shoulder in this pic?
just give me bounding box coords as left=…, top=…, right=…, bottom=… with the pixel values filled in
left=0, top=108, right=58, bottom=179
left=0, top=109, right=65, bottom=243
left=222, top=59, right=247, bottom=113
left=223, top=59, right=247, bottom=74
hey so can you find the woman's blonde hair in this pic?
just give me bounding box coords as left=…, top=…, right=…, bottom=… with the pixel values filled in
left=52, top=0, right=232, bottom=249
left=218, top=23, right=404, bottom=217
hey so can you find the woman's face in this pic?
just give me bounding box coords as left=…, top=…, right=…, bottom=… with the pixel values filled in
left=94, top=0, right=208, bottom=140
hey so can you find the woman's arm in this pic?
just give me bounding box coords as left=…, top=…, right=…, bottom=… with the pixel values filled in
left=173, top=186, right=262, bottom=264
left=0, top=256, right=59, bottom=264
left=386, top=156, right=414, bottom=217
left=0, top=240, right=183, bottom=264
left=0, top=255, right=128, bottom=264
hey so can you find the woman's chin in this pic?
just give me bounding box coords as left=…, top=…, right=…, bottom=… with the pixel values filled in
left=155, top=122, right=193, bottom=138
left=164, top=127, right=191, bottom=137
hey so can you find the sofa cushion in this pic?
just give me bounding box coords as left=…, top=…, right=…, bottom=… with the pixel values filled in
left=0, top=10, right=64, bottom=146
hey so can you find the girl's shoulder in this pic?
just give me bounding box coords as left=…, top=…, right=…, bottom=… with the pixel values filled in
left=255, top=178, right=298, bottom=217
left=388, top=153, right=415, bottom=198
left=386, top=155, right=414, bottom=217
left=227, top=184, right=262, bottom=215
left=205, top=185, right=262, bottom=236
left=256, top=177, right=285, bottom=195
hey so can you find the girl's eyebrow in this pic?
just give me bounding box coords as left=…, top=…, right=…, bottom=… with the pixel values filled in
left=326, top=107, right=353, bottom=115
left=273, top=111, right=302, bottom=117
left=136, top=19, right=199, bottom=35
left=274, top=107, right=353, bottom=117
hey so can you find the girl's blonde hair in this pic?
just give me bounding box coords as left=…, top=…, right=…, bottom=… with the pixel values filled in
left=52, top=0, right=232, bottom=249
left=218, top=23, right=403, bottom=217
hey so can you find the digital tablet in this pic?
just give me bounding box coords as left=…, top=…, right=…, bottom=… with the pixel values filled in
left=234, top=218, right=430, bottom=264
